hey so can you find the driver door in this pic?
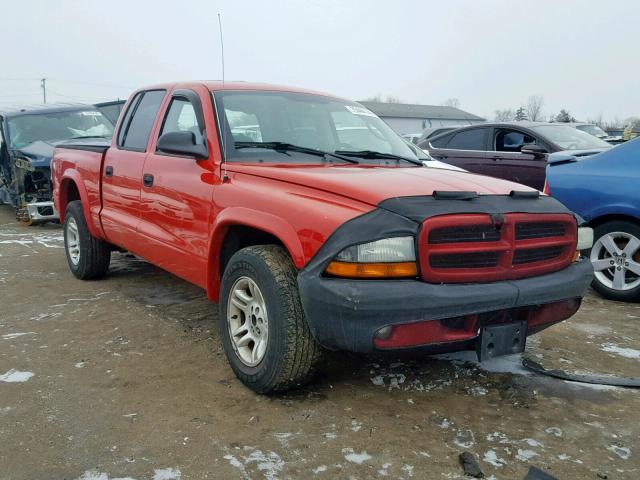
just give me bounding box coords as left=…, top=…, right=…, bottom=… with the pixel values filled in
left=137, top=87, right=215, bottom=287
left=487, top=128, right=547, bottom=190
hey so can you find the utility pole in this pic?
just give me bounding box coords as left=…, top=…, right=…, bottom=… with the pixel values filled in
left=40, top=78, right=47, bottom=104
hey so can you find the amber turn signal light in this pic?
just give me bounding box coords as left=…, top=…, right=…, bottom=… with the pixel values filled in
left=325, top=261, right=418, bottom=279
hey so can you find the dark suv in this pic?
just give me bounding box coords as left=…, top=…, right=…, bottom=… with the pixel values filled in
left=423, top=122, right=611, bottom=190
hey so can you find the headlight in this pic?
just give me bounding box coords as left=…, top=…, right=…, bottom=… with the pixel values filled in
left=577, top=227, right=593, bottom=251
left=325, top=236, right=417, bottom=278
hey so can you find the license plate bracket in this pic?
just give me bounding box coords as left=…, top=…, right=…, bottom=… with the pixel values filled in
left=476, top=321, right=527, bottom=361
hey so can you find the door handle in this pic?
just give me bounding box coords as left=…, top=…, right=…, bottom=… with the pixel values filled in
left=491, top=156, right=501, bottom=161
left=105, top=165, right=113, bottom=177
left=143, top=173, right=154, bottom=188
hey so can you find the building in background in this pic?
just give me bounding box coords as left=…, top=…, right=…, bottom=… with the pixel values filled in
left=359, top=101, right=485, bottom=135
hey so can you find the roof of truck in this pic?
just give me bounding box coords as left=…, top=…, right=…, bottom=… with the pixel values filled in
left=136, top=81, right=348, bottom=100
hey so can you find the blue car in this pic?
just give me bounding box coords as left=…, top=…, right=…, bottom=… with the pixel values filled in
left=546, top=138, right=640, bottom=301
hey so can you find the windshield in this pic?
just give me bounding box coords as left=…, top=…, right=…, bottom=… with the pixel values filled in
left=6, top=109, right=115, bottom=149
left=213, top=90, right=428, bottom=163
left=531, top=125, right=611, bottom=150
left=575, top=124, right=607, bottom=138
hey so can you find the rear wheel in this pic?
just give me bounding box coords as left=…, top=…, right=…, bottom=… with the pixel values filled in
left=219, top=245, right=321, bottom=393
left=63, top=201, right=111, bottom=279
left=590, top=220, right=640, bottom=302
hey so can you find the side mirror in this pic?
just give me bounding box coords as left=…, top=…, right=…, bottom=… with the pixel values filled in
left=157, top=131, right=208, bottom=159
left=521, top=144, right=548, bottom=158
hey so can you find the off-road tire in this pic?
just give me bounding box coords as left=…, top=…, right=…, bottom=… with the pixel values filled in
left=219, top=245, right=322, bottom=393
left=64, top=200, right=111, bottom=280
left=590, top=220, right=640, bottom=302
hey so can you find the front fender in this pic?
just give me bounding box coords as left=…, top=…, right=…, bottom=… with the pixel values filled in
left=205, top=207, right=305, bottom=301
left=583, top=204, right=640, bottom=224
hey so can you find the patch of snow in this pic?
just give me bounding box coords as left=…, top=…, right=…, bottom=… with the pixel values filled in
left=378, top=462, right=392, bottom=476
left=601, top=343, right=640, bottom=359
left=558, top=453, right=570, bottom=461
left=607, top=445, right=631, bottom=460
left=351, top=419, right=362, bottom=432
left=2, top=332, right=36, bottom=340
left=487, top=432, right=510, bottom=444
left=323, top=431, right=337, bottom=440
left=243, top=448, right=284, bottom=480
left=438, top=418, right=451, bottom=429
left=0, top=369, right=34, bottom=383
left=483, top=450, right=507, bottom=468
left=342, top=448, right=372, bottom=465
left=467, top=386, right=488, bottom=396
left=153, top=468, right=181, bottom=480
left=453, top=429, right=475, bottom=449
left=523, top=438, right=544, bottom=448
left=75, top=362, right=86, bottom=369
left=77, top=471, right=109, bottom=480
left=402, top=464, right=414, bottom=477
left=435, top=352, right=530, bottom=375
left=312, top=465, right=327, bottom=474
left=272, top=432, right=292, bottom=447
left=516, top=449, right=539, bottom=461
left=545, top=427, right=562, bottom=437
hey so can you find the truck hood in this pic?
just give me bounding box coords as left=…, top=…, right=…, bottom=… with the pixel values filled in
left=227, top=164, right=535, bottom=206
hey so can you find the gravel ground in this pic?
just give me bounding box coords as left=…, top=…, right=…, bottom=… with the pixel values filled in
left=0, top=204, right=638, bottom=480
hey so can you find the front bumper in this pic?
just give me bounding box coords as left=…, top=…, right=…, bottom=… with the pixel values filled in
left=23, top=201, right=59, bottom=223
left=297, top=259, right=593, bottom=353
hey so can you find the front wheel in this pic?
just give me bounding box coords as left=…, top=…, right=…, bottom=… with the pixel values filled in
left=219, top=245, right=321, bottom=393
left=590, top=220, right=640, bottom=302
left=63, top=201, right=111, bottom=280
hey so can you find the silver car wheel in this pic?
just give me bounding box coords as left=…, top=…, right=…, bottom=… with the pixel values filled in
left=227, top=276, right=269, bottom=367
left=591, top=231, right=640, bottom=291
left=66, top=217, right=81, bottom=266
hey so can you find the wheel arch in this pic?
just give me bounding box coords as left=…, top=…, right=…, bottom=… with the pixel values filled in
left=58, top=171, right=101, bottom=238
left=588, top=213, right=640, bottom=229
left=206, top=208, right=305, bottom=302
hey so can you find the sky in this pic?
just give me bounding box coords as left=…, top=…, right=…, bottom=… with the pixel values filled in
left=2, top=0, right=638, bottom=123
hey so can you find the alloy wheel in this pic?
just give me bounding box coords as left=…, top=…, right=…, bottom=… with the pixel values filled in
left=591, top=231, right=640, bottom=291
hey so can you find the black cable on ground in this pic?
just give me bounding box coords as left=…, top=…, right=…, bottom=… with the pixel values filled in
left=522, top=358, right=640, bottom=388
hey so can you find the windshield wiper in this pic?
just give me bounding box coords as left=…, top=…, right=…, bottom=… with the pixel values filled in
left=235, top=142, right=359, bottom=164
left=334, top=149, right=423, bottom=166
left=69, top=135, right=109, bottom=140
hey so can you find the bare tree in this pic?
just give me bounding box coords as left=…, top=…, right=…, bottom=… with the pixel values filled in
left=494, top=108, right=516, bottom=122
left=362, top=94, right=403, bottom=103
left=442, top=98, right=460, bottom=109
left=526, top=95, right=544, bottom=121
left=385, top=95, right=402, bottom=104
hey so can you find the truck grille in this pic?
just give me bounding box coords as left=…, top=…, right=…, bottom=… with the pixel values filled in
left=419, top=213, right=577, bottom=283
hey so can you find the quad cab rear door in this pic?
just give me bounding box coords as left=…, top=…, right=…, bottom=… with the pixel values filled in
left=100, top=89, right=167, bottom=250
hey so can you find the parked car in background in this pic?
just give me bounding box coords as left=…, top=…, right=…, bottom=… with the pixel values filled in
left=565, top=122, right=625, bottom=145
left=52, top=81, right=592, bottom=393
left=416, top=126, right=459, bottom=148
left=424, top=122, right=611, bottom=190
left=0, top=104, right=115, bottom=224
left=546, top=138, right=640, bottom=301
left=95, top=99, right=126, bottom=126
left=401, top=133, right=422, bottom=144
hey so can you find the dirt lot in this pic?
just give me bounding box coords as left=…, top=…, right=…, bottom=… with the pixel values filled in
left=0, top=204, right=639, bottom=480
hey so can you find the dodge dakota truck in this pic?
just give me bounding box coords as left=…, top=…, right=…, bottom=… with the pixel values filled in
left=52, top=82, right=594, bottom=393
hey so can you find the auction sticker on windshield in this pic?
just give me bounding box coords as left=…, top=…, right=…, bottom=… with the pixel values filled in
left=345, top=105, right=377, bottom=117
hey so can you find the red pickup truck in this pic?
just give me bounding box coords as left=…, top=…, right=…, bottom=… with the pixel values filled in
left=52, top=82, right=593, bottom=393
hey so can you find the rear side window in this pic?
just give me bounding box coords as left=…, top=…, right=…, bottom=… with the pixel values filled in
left=429, top=133, right=453, bottom=148
left=118, top=90, right=166, bottom=151
left=445, top=128, right=488, bottom=150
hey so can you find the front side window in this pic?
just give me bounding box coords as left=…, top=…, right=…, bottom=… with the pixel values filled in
left=6, top=109, right=114, bottom=149
left=445, top=128, right=488, bottom=151
left=160, top=97, right=203, bottom=144
left=213, top=90, right=427, bottom=163
left=575, top=124, right=607, bottom=138
left=119, top=90, right=166, bottom=151
left=494, top=129, right=537, bottom=152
